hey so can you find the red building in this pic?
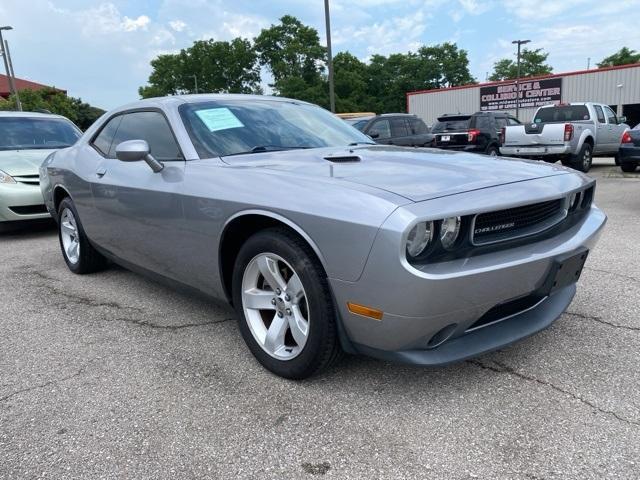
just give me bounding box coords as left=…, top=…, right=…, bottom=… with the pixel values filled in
left=0, top=73, right=65, bottom=99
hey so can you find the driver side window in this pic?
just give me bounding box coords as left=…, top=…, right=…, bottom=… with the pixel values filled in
left=368, top=119, right=391, bottom=139
left=604, top=106, right=617, bottom=125
left=109, top=111, right=183, bottom=161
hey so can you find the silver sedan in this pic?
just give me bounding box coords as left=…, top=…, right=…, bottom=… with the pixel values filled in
left=40, top=95, right=606, bottom=379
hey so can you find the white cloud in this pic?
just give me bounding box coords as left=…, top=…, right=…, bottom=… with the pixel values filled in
left=122, top=15, right=150, bottom=32
left=169, top=20, right=187, bottom=32
left=502, top=0, right=589, bottom=20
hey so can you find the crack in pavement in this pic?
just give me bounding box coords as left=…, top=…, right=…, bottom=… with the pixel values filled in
left=468, top=359, right=640, bottom=427
left=583, top=266, right=639, bottom=284
left=20, top=269, right=144, bottom=313
left=565, top=311, right=640, bottom=332
left=0, top=363, right=91, bottom=403
left=113, top=317, right=234, bottom=330
left=17, top=267, right=235, bottom=331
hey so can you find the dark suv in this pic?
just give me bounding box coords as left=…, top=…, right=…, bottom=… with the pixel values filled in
left=347, top=114, right=434, bottom=147
left=432, top=111, right=520, bottom=156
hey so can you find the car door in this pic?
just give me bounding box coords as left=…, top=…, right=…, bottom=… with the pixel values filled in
left=408, top=117, right=432, bottom=146
left=602, top=105, right=622, bottom=153
left=592, top=105, right=608, bottom=154
left=366, top=119, right=392, bottom=144
left=388, top=117, right=412, bottom=146
left=89, top=109, right=188, bottom=279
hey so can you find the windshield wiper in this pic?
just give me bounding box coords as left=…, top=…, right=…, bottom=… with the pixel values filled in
left=348, top=142, right=376, bottom=146
left=222, top=145, right=311, bottom=156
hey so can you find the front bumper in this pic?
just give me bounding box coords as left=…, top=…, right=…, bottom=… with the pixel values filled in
left=500, top=145, right=571, bottom=157
left=330, top=201, right=606, bottom=365
left=0, top=182, right=50, bottom=223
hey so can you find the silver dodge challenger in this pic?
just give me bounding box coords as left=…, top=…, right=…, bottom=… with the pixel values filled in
left=40, top=95, right=606, bottom=379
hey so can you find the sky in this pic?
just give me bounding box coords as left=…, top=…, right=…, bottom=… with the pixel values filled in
left=1, top=0, right=639, bottom=110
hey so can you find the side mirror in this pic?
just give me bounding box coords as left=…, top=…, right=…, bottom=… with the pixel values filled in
left=369, top=132, right=380, bottom=139
left=619, top=116, right=627, bottom=124
left=115, top=139, right=163, bottom=173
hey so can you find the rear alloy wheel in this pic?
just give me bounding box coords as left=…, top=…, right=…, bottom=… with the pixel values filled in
left=232, top=228, right=341, bottom=379
left=621, top=163, right=638, bottom=173
left=571, top=143, right=593, bottom=172
left=57, top=198, right=107, bottom=274
left=486, top=146, right=499, bottom=157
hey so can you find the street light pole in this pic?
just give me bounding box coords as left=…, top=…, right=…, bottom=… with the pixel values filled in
left=324, top=0, right=335, bottom=113
left=4, top=41, right=21, bottom=111
left=193, top=74, right=198, bottom=94
left=512, top=39, right=530, bottom=121
left=0, top=26, right=21, bottom=111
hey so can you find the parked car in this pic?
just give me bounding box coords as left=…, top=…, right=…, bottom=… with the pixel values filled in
left=499, top=102, right=628, bottom=172
left=0, top=112, right=81, bottom=227
left=347, top=113, right=434, bottom=147
left=618, top=124, right=640, bottom=172
left=432, top=111, right=519, bottom=156
left=41, top=94, right=605, bottom=379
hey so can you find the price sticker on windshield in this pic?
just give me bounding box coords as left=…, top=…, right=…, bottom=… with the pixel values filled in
left=195, top=107, right=244, bottom=132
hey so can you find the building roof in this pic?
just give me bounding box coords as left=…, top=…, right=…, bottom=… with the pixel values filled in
left=0, top=74, right=66, bottom=98
left=406, top=62, right=640, bottom=98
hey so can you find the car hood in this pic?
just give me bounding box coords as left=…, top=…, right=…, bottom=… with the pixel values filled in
left=222, top=145, right=571, bottom=202
left=0, top=149, right=57, bottom=176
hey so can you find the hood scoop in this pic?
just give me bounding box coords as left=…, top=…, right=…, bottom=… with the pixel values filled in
left=324, top=154, right=361, bottom=163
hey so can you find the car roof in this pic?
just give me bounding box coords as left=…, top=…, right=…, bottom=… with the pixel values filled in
left=112, top=93, right=315, bottom=113
left=0, top=111, right=69, bottom=120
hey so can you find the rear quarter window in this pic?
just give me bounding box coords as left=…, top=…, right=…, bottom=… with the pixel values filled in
left=534, top=105, right=590, bottom=123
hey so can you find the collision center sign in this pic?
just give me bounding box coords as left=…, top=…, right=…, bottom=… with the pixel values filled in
left=480, top=78, right=562, bottom=111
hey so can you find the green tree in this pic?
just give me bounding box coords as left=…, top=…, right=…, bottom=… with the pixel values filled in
left=416, top=42, right=475, bottom=88
left=0, top=88, right=104, bottom=130
left=332, top=52, right=370, bottom=112
left=597, top=47, right=640, bottom=67
left=254, top=15, right=327, bottom=105
left=139, top=37, right=261, bottom=98
left=254, top=15, right=326, bottom=85
left=489, top=48, right=553, bottom=81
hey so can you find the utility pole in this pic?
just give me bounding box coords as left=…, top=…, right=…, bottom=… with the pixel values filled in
left=193, top=74, right=198, bottom=94
left=324, top=0, right=335, bottom=113
left=0, top=26, right=21, bottom=111
left=512, top=39, right=530, bottom=121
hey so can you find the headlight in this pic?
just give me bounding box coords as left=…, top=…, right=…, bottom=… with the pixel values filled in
left=406, top=221, right=434, bottom=258
left=440, top=216, right=461, bottom=250
left=0, top=169, right=16, bottom=184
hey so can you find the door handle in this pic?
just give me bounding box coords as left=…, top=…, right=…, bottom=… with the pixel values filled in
left=96, top=167, right=107, bottom=178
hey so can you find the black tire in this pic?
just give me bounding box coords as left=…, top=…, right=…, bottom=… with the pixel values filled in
left=615, top=154, right=621, bottom=166
left=570, top=143, right=593, bottom=172
left=57, top=197, right=107, bottom=274
left=486, top=145, right=499, bottom=157
left=621, top=163, right=638, bottom=173
left=232, top=227, right=341, bottom=379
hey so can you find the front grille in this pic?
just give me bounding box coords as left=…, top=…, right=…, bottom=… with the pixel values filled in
left=14, top=174, right=40, bottom=186
left=472, top=199, right=565, bottom=245
left=9, top=205, right=48, bottom=215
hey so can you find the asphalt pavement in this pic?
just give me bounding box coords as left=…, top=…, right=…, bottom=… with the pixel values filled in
left=1, top=158, right=639, bottom=479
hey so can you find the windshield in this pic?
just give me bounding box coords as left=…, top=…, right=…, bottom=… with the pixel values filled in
left=432, top=117, right=470, bottom=133
left=534, top=105, right=590, bottom=124
left=180, top=99, right=374, bottom=157
left=0, top=117, right=81, bottom=151
left=350, top=119, right=370, bottom=131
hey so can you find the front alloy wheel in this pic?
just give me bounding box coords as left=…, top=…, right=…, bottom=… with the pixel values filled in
left=232, top=228, right=341, bottom=379
left=241, top=253, right=310, bottom=360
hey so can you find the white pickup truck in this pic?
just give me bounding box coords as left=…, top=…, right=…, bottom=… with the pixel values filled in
left=499, top=102, right=628, bottom=172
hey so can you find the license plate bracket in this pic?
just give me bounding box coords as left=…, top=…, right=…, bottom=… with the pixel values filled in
left=540, top=249, right=589, bottom=295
